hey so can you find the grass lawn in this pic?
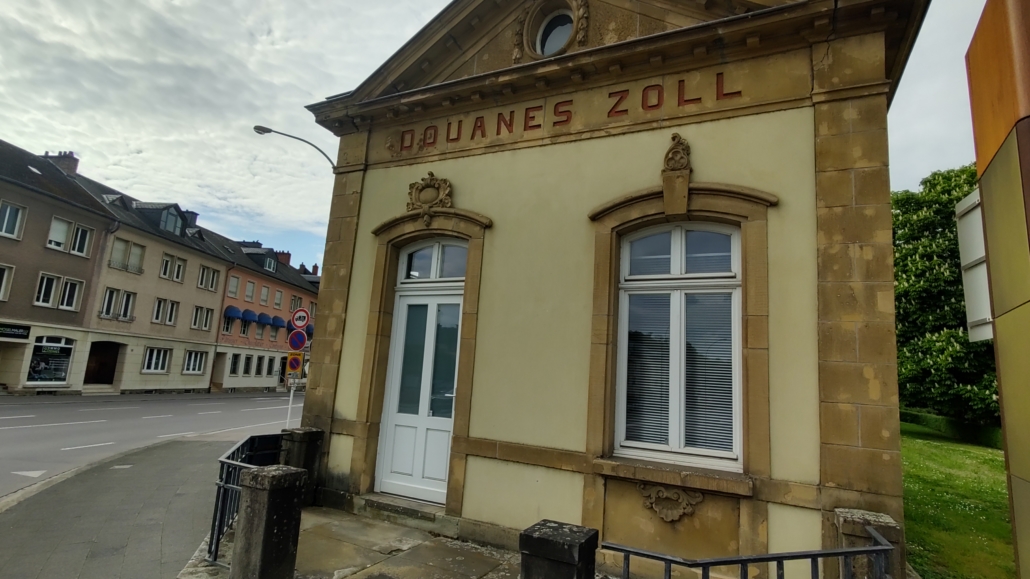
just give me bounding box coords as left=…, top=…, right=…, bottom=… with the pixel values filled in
left=902, top=422, right=1015, bottom=579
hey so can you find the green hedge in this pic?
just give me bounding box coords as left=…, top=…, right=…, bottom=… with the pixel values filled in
left=901, top=409, right=1004, bottom=449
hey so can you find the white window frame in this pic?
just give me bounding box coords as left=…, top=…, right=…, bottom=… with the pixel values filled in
left=264, top=257, right=276, bottom=272
left=0, top=263, right=14, bottom=301
left=274, top=290, right=283, bottom=309
left=34, top=273, right=61, bottom=307
left=614, top=223, right=743, bottom=472
left=0, top=200, right=26, bottom=240
left=397, top=239, right=469, bottom=288
left=270, top=327, right=279, bottom=342
left=183, top=351, right=207, bottom=375
left=119, top=291, right=136, bottom=321
left=535, top=9, right=574, bottom=56
left=222, top=316, right=234, bottom=334
left=191, top=305, right=203, bottom=329
left=198, top=266, right=209, bottom=289
left=153, top=298, right=167, bottom=323
left=46, top=217, right=73, bottom=251
left=255, top=355, right=265, bottom=377
left=202, top=308, right=213, bottom=331
left=142, top=347, right=171, bottom=373
left=208, top=270, right=219, bottom=292
left=70, top=224, right=93, bottom=257
left=260, top=285, right=270, bottom=305
left=101, top=288, right=120, bottom=318
left=243, top=355, right=253, bottom=376
left=165, top=301, right=179, bottom=325
left=239, top=320, right=251, bottom=337
left=229, top=353, right=241, bottom=376
left=58, top=278, right=83, bottom=311
left=255, top=324, right=264, bottom=340
left=227, top=276, right=240, bottom=298
left=160, top=254, right=173, bottom=279
left=245, top=281, right=255, bottom=302
left=110, top=238, right=144, bottom=273
left=173, top=258, right=186, bottom=282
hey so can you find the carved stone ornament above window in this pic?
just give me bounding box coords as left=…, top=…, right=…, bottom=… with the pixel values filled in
left=662, top=133, right=693, bottom=216
left=408, top=171, right=454, bottom=227
left=638, top=483, right=704, bottom=522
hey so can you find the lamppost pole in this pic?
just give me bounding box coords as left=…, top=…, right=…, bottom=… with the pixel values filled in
left=253, top=125, right=335, bottom=168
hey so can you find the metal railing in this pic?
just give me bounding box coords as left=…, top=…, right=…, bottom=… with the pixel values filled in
left=108, top=259, right=145, bottom=274
left=207, top=433, right=284, bottom=564
left=603, top=526, right=893, bottom=579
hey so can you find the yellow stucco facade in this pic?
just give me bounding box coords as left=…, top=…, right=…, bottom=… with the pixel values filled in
left=302, top=0, right=926, bottom=573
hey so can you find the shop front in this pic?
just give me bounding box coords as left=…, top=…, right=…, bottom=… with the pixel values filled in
left=302, top=0, right=925, bottom=572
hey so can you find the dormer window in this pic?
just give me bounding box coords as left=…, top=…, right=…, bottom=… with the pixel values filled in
left=264, top=257, right=276, bottom=272
left=160, top=209, right=183, bottom=235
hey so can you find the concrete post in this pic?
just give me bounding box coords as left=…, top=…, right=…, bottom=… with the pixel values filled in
left=229, top=465, right=307, bottom=579
left=834, top=509, right=904, bottom=579
left=280, top=427, right=323, bottom=506
left=520, top=520, right=599, bottom=579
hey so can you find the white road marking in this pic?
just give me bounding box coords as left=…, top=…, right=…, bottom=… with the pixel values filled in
left=61, top=442, right=115, bottom=451
left=0, top=420, right=106, bottom=431
left=197, top=411, right=222, bottom=415
left=111, top=465, right=133, bottom=470
left=12, top=471, right=46, bottom=478
left=78, top=407, right=140, bottom=412
left=157, top=432, right=195, bottom=438
left=187, top=420, right=289, bottom=436
left=141, top=415, right=173, bottom=419
left=0, top=415, right=35, bottom=420
left=189, top=402, right=225, bottom=406
left=240, top=404, right=302, bottom=412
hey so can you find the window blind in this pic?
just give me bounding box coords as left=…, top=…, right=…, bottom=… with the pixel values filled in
left=683, top=293, right=734, bottom=452
left=625, top=293, right=670, bottom=444
left=48, top=219, right=69, bottom=248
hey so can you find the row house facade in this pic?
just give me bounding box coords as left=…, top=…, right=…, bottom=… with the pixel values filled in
left=0, top=140, right=319, bottom=395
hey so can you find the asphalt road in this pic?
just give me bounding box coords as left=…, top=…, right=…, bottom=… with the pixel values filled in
left=0, top=392, right=304, bottom=498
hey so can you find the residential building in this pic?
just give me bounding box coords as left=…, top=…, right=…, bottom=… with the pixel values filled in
left=202, top=236, right=318, bottom=392
left=300, top=0, right=926, bottom=573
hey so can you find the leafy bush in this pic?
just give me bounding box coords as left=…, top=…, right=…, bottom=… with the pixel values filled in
left=893, top=164, right=999, bottom=425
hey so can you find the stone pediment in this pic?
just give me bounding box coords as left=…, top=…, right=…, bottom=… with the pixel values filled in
left=346, top=0, right=781, bottom=104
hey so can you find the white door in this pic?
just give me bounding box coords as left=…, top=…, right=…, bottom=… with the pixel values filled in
left=377, top=294, right=462, bottom=504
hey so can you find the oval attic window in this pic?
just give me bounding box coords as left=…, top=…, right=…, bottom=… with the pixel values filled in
left=537, top=11, right=573, bottom=57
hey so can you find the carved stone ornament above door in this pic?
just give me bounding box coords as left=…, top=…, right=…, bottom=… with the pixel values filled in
left=638, top=483, right=704, bottom=522
left=661, top=133, right=692, bottom=216
left=408, top=171, right=454, bottom=226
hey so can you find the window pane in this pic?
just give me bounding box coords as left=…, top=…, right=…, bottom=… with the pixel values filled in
left=683, top=293, right=734, bottom=452
left=112, top=238, right=128, bottom=264
left=405, top=247, right=433, bottom=280
left=629, top=232, right=671, bottom=276
left=685, top=231, right=732, bottom=274
left=129, top=244, right=144, bottom=268
left=0, top=203, right=18, bottom=235
left=439, top=245, right=467, bottom=279
left=625, top=294, right=670, bottom=445
left=397, top=304, right=428, bottom=415
left=429, top=304, right=460, bottom=418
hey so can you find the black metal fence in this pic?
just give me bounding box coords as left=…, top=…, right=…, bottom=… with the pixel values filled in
left=207, top=433, right=284, bottom=563
left=603, top=525, right=894, bottom=579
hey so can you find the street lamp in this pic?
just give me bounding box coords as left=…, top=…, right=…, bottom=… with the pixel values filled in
left=253, top=125, right=335, bottom=167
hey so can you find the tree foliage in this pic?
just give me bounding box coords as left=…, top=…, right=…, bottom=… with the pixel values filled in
left=893, top=164, right=999, bottom=425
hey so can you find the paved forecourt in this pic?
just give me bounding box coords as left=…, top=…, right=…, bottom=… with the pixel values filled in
left=0, top=392, right=303, bottom=498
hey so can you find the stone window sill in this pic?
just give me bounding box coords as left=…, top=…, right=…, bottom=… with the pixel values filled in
left=593, top=456, right=753, bottom=497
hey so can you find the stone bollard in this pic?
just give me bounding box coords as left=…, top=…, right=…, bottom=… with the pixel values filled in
left=520, top=520, right=599, bottom=579
left=280, top=427, right=323, bottom=506
left=229, top=465, right=307, bottom=579
left=834, top=509, right=904, bottom=579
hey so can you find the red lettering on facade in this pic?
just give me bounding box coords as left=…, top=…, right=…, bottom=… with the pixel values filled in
left=497, top=111, right=515, bottom=135
left=642, top=85, right=664, bottom=111
left=400, top=130, right=415, bottom=151
left=678, top=80, right=701, bottom=106
left=524, top=106, right=543, bottom=131
left=471, top=116, right=487, bottom=139
left=423, top=125, right=438, bottom=147
left=716, top=72, right=741, bottom=100
left=447, top=121, right=463, bottom=142
left=553, top=100, right=573, bottom=127
left=608, top=90, right=629, bottom=117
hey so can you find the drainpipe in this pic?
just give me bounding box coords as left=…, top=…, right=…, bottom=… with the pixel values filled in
left=210, top=262, right=236, bottom=393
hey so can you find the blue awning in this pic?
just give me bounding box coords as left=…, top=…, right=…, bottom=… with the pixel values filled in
left=287, top=322, right=296, bottom=333
left=306, top=324, right=314, bottom=337
left=242, top=309, right=259, bottom=323
left=271, top=316, right=287, bottom=328
left=224, top=306, right=242, bottom=319
left=257, top=313, right=273, bottom=326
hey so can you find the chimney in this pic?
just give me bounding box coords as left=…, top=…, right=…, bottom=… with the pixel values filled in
left=276, top=250, right=291, bottom=266
left=312, top=264, right=319, bottom=276
left=182, top=210, right=199, bottom=227
left=43, top=151, right=79, bottom=175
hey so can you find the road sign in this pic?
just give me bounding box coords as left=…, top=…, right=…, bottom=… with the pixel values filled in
left=291, top=308, right=310, bottom=329
left=287, top=352, right=303, bottom=374
left=288, top=330, right=308, bottom=352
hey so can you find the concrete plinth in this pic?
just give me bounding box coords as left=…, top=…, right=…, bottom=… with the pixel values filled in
left=229, top=465, right=307, bottom=579
left=520, top=520, right=598, bottom=579
left=280, top=427, right=323, bottom=506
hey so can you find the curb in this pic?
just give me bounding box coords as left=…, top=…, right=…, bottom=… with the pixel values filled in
left=0, top=392, right=296, bottom=406
left=0, top=439, right=177, bottom=515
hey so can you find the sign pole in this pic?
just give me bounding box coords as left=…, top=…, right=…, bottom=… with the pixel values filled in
left=286, top=380, right=295, bottom=428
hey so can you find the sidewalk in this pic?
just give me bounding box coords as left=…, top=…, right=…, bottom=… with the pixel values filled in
left=0, top=438, right=230, bottom=579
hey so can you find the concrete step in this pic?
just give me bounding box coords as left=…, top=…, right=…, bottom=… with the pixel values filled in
left=81, top=384, right=120, bottom=396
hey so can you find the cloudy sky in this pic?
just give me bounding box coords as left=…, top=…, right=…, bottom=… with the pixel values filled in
left=0, top=0, right=985, bottom=268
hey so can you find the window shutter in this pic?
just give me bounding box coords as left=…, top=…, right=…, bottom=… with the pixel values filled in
left=625, top=294, right=671, bottom=445
left=683, top=293, right=734, bottom=452
left=48, top=219, right=69, bottom=247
